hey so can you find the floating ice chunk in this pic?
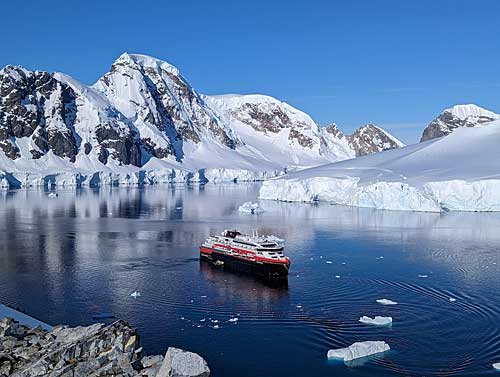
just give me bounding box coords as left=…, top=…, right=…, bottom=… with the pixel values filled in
left=130, top=291, right=141, bottom=298
left=228, top=318, right=238, bottom=323
left=359, top=316, right=392, bottom=326
left=449, top=298, right=457, bottom=302
left=493, top=362, right=500, bottom=370
left=418, top=275, right=429, bottom=278
left=238, top=201, right=264, bottom=214
left=267, top=235, right=285, bottom=245
left=327, top=341, right=390, bottom=361
left=376, top=299, right=398, bottom=305
left=326, top=261, right=333, bottom=264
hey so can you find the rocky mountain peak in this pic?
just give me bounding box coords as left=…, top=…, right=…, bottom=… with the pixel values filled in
left=323, top=123, right=345, bottom=139
left=347, top=123, right=404, bottom=157
left=95, top=53, right=240, bottom=161
left=421, top=104, right=499, bottom=142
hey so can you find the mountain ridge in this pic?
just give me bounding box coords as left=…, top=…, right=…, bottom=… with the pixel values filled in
left=0, top=53, right=404, bottom=187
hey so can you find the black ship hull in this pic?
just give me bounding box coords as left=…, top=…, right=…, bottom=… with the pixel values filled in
left=201, top=250, right=289, bottom=279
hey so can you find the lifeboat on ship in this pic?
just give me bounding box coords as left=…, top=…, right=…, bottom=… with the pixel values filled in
left=200, top=230, right=290, bottom=278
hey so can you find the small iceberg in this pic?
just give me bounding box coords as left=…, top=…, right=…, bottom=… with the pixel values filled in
left=377, top=298, right=398, bottom=305
left=238, top=201, right=264, bottom=214
left=376, top=299, right=398, bottom=305
left=359, top=316, right=392, bottom=326
left=327, top=341, right=390, bottom=361
left=130, top=291, right=141, bottom=298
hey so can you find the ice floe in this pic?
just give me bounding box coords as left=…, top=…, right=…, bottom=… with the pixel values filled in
left=327, top=341, right=390, bottom=361
left=238, top=201, right=264, bottom=214
left=359, top=316, right=393, bottom=326
left=376, top=299, right=398, bottom=305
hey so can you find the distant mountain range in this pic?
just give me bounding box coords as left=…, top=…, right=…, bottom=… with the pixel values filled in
left=0, top=53, right=497, bottom=188
left=0, top=53, right=404, bottom=187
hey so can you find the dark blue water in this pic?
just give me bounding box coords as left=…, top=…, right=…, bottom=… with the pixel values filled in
left=1, top=184, right=500, bottom=376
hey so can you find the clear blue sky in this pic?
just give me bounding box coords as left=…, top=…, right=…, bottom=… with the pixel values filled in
left=2, top=0, right=499, bottom=143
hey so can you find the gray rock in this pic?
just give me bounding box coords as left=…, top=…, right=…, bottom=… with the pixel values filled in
left=347, top=124, right=402, bottom=157
left=140, top=355, right=163, bottom=368
left=420, top=105, right=499, bottom=142
left=156, top=347, right=210, bottom=377
left=1, top=317, right=209, bottom=377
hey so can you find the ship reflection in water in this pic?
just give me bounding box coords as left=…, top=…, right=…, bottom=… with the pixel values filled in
left=199, top=259, right=289, bottom=298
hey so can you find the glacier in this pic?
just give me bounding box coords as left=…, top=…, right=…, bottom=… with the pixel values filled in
left=259, top=120, right=500, bottom=212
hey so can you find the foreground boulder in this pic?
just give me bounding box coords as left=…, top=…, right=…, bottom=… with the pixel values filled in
left=0, top=317, right=209, bottom=377
left=157, top=348, right=210, bottom=377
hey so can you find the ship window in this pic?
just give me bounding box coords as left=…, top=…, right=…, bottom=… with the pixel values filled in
left=260, top=243, right=277, bottom=247
left=233, top=240, right=255, bottom=247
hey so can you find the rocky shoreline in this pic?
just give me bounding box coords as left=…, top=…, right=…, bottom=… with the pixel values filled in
left=0, top=317, right=210, bottom=377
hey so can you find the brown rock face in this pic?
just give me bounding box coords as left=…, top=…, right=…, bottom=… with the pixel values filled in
left=0, top=66, right=78, bottom=161
left=347, top=124, right=402, bottom=157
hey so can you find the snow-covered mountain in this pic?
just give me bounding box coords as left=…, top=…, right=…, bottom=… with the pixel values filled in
left=0, top=53, right=402, bottom=188
left=421, top=104, right=499, bottom=142
left=260, top=119, right=500, bottom=212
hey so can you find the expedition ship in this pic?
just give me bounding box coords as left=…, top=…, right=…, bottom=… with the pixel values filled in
left=200, top=230, right=290, bottom=278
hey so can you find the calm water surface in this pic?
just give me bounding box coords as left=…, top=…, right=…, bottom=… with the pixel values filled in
left=1, top=184, right=500, bottom=376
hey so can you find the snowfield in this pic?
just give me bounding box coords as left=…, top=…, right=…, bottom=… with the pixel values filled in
left=259, top=120, right=500, bottom=212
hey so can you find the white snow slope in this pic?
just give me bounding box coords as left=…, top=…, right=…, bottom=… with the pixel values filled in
left=0, top=53, right=402, bottom=188
left=260, top=120, right=500, bottom=212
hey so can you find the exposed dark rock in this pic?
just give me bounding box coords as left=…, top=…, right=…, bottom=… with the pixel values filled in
left=0, top=66, right=79, bottom=161
left=230, top=103, right=293, bottom=134
left=347, top=124, right=402, bottom=157
left=83, top=143, right=92, bottom=155
left=421, top=108, right=498, bottom=142
left=0, top=317, right=210, bottom=377
left=323, top=123, right=345, bottom=139
left=288, top=129, right=314, bottom=148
